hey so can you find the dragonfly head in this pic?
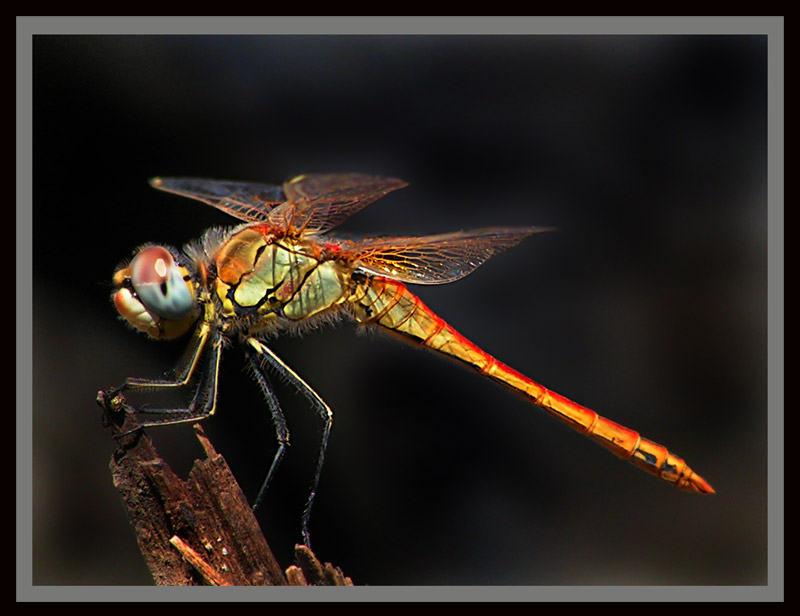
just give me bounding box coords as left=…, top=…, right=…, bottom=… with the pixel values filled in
left=112, top=245, right=198, bottom=340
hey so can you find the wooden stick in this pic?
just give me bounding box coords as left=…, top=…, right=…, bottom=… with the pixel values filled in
left=97, top=389, right=353, bottom=586
left=168, top=536, right=232, bottom=586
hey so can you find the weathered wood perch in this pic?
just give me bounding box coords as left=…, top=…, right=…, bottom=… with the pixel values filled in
left=96, top=390, right=353, bottom=586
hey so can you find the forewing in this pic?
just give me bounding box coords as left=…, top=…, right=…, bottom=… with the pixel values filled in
left=269, top=173, right=408, bottom=234
left=149, top=177, right=286, bottom=224
left=351, top=227, right=551, bottom=285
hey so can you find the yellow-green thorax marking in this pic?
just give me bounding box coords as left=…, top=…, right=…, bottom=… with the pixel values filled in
left=213, top=227, right=353, bottom=329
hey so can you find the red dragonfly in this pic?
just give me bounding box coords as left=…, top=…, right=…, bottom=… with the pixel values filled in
left=109, top=173, right=714, bottom=546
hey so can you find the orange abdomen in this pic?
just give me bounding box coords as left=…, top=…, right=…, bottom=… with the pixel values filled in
left=349, top=277, right=713, bottom=494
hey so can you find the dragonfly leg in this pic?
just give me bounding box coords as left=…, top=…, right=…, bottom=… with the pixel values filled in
left=245, top=337, right=333, bottom=548
left=112, top=325, right=223, bottom=436
left=244, top=345, right=290, bottom=512
left=110, top=322, right=212, bottom=397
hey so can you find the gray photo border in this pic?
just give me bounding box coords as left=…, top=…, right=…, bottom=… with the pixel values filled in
left=17, top=15, right=784, bottom=603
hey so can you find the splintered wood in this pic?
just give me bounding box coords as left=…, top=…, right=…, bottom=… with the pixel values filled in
left=98, top=390, right=353, bottom=586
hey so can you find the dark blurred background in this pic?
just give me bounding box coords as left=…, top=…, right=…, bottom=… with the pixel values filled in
left=30, top=35, right=768, bottom=586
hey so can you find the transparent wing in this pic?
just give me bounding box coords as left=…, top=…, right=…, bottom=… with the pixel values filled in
left=149, top=177, right=286, bottom=224
left=268, top=173, right=408, bottom=234
left=350, top=227, right=552, bottom=285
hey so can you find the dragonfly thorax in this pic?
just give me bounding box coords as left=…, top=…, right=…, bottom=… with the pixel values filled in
left=212, top=226, right=353, bottom=330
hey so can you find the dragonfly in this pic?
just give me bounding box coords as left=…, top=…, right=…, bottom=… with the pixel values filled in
left=109, top=173, right=714, bottom=546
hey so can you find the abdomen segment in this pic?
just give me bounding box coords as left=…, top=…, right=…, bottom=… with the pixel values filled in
left=349, top=277, right=714, bottom=494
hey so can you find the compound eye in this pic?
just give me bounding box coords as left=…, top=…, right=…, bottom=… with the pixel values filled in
left=130, top=246, right=194, bottom=319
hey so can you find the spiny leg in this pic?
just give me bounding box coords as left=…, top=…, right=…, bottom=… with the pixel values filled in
left=245, top=337, right=333, bottom=548
left=244, top=345, right=290, bottom=512
left=113, top=325, right=223, bottom=436
left=111, top=322, right=212, bottom=396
